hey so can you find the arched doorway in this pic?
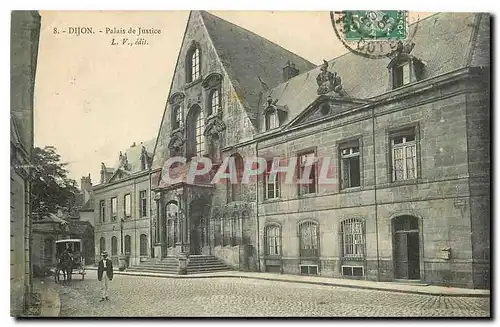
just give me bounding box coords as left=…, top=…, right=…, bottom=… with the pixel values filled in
left=392, top=215, right=421, bottom=280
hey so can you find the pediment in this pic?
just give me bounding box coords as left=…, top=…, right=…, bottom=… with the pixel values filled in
left=107, top=167, right=132, bottom=183
left=286, top=96, right=369, bottom=129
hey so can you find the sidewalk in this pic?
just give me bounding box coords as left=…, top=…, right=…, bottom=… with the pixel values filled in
left=32, top=278, right=61, bottom=317
left=85, top=267, right=490, bottom=298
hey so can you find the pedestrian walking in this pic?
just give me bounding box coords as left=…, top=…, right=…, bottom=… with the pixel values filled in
left=97, top=251, right=113, bottom=301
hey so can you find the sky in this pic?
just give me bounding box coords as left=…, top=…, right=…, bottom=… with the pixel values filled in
left=34, top=11, right=432, bottom=186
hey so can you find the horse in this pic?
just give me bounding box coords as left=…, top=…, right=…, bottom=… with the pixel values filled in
left=55, top=251, right=74, bottom=284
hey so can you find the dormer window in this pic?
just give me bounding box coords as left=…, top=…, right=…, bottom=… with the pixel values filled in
left=392, top=61, right=411, bottom=88
left=265, top=110, right=279, bottom=130
left=387, top=42, right=425, bottom=90
left=186, top=45, right=201, bottom=83
left=263, top=95, right=288, bottom=131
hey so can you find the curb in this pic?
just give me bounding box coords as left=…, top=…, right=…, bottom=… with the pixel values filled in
left=85, top=267, right=490, bottom=298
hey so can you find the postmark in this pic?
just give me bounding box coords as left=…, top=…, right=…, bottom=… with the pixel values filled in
left=330, top=10, right=419, bottom=59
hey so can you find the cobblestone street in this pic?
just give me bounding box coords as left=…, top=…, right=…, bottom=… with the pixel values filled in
left=51, top=274, right=490, bottom=317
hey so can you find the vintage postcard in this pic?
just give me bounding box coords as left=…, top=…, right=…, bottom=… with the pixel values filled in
left=10, top=10, right=490, bottom=318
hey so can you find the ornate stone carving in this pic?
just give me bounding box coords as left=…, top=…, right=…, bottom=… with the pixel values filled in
left=168, top=92, right=185, bottom=105
left=262, top=95, right=289, bottom=115
left=119, top=151, right=129, bottom=170
left=202, top=73, right=223, bottom=89
left=168, top=126, right=186, bottom=153
left=387, top=41, right=417, bottom=69
left=316, top=60, right=345, bottom=96
left=203, top=114, right=226, bottom=137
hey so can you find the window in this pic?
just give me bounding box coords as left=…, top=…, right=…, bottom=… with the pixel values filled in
left=124, top=194, right=131, bottom=218
left=393, top=62, right=411, bottom=88
left=124, top=235, right=131, bottom=255
left=340, top=142, right=361, bottom=189
left=195, top=109, right=205, bottom=156
left=99, top=237, right=106, bottom=255
left=111, top=236, right=118, bottom=256
left=342, top=266, right=364, bottom=277
left=209, top=89, right=220, bottom=116
left=99, top=200, right=106, bottom=222
left=265, top=160, right=280, bottom=199
left=111, top=197, right=117, bottom=221
left=140, top=190, right=147, bottom=217
left=140, top=234, right=148, bottom=256
left=299, top=221, right=319, bottom=257
left=341, top=219, right=364, bottom=258
left=300, top=265, right=318, bottom=276
left=298, top=152, right=317, bottom=195
left=265, top=110, right=279, bottom=130
left=172, top=104, right=182, bottom=130
left=391, top=129, right=417, bottom=181
left=187, top=47, right=200, bottom=83
left=265, top=224, right=281, bottom=256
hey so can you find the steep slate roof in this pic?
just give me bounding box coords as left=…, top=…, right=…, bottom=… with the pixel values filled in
left=259, top=13, right=489, bottom=126
left=80, top=198, right=94, bottom=212
left=200, top=11, right=317, bottom=117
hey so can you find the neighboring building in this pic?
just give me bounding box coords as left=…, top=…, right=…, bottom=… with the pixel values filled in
left=93, top=140, right=155, bottom=266
left=78, top=174, right=95, bottom=226
left=32, top=210, right=96, bottom=272
left=93, top=12, right=490, bottom=289
left=10, top=11, right=41, bottom=315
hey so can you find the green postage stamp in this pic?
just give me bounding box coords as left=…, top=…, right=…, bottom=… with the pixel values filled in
left=342, top=11, right=407, bottom=40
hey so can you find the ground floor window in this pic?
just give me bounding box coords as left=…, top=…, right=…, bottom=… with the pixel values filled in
left=265, top=224, right=281, bottom=256
left=111, top=236, right=118, bottom=256
left=99, top=237, right=106, bottom=255
left=299, top=221, right=319, bottom=257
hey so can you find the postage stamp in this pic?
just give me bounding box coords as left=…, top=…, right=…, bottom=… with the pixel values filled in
left=331, top=10, right=415, bottom=59
left=342, top=11, right=407, bottom=41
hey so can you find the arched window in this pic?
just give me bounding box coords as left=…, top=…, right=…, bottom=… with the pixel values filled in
left=265, top=224, right=281, bottom=256
left=196, top=109, right=205, bottom=156
left=172, top=104, right=182, bottom=130
left=298, top=221, right=319, bottom=258
left=166, top=202, right=179, bottom=247
left=99, top=237, right=106, bottom=255
left=140, top=234, right=148, bottom=256
left=186, top=46, right=200, bottom=83
left=231, top=154, right=244, bottom=202
left=341, top=218, right=364, bottom=258
left=187, top=105, right=205, bottom=157
left=124, top=235, right=131, bottom=255
left=208, top=89, right=220, bottom=116
left=265, top=109, right=279, bottom=130
left=111, top=236, right=118, bottom=256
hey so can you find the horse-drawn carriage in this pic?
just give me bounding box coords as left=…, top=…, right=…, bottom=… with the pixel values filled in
left=54, top=239, right=86, bottom=282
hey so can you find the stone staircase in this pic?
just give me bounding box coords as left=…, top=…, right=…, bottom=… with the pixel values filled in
left=127, top=255, right=230, bottom=275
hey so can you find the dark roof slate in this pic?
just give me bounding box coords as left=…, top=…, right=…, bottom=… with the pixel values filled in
left=200, top=11, right=317, bottom=118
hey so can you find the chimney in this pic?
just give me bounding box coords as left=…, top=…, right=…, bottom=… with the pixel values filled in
left=131, top=142, right=136, bottom=147
left=283, top=61, right=299, bottom=82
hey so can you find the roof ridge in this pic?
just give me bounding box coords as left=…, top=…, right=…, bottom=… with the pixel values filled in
left=199, top=10, right=316, bottom=68
left=263, top=12, right=445, bottom=94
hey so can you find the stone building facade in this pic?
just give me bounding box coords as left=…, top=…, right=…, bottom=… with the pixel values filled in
left=94, top=11, right=490, bottom=288
left=10, top=11, right=41, bottom=315
left=93, top=140, right=155, bottom=267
